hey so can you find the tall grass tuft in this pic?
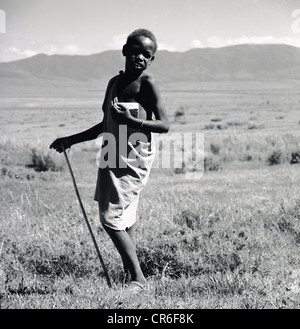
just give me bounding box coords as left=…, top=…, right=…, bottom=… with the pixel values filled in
left=266, top=150, right=282, bottom=166
left=26, top=148, right=63, bottom=172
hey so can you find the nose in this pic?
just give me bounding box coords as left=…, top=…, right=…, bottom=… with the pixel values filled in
left=136, top=53, right=144, bottom=61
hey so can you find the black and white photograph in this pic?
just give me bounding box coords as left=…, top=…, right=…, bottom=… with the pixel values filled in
left=0, top=0, right=300, bottom=313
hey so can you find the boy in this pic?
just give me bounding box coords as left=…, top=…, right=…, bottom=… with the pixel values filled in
left=50, top=29, right=169, bottom=291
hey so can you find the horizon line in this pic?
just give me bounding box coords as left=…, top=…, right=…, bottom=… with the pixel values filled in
left=1, top=43, right=300, bottom=64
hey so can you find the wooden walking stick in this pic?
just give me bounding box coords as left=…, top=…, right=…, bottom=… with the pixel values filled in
left=62, top=147, right=112, bottom=288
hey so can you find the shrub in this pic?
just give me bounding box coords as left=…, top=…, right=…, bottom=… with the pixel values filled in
left=247, top=124, right=258, bottom=130
left=266, top=150, right=282, bottom=166
left=174, top=162, right=186, bottom=174
left=174, top=209, right=201, bottom=230
left=26, top=148, right=63, bottom=172
left=204, top=156, right=221, bottom=171
left=210, top=143, right=221, bottom=155
left=290, top=152, right=300, bottom=164
left=174, top=106, right=187, bottom=122
left=204, top=123, right=215, bottom=130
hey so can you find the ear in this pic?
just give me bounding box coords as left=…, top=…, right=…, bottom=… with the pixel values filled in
left=150, top=55, right=155, bottom=62
left=122, top=44, right=128, bottom=56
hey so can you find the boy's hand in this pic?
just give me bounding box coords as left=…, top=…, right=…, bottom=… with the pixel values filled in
left=49, top=137, right=71, bottom=153
left=111, top=99, right=133, bottom=124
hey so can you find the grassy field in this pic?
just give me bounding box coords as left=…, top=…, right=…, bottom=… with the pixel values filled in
left=1, top=79, right=300, bottom=309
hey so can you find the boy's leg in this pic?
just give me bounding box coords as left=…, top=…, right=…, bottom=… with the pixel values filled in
left=126, top=224, right=136, bottom=248
left=105, top=226, right=146, bottom=286
left=123, top=224, right=136, bottom=283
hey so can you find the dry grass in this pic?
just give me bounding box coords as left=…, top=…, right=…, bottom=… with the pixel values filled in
left=1, top=80, right=300, bottom=309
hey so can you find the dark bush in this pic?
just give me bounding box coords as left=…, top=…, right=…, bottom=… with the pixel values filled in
left=26, top=148, right=62, bottom=172
left=267, top=150, right=282, bottom=166
left=290, top=152, right=300, bottom=164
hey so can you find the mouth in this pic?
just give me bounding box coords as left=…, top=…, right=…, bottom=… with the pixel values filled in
left=133, top=62, right=143, bottom=69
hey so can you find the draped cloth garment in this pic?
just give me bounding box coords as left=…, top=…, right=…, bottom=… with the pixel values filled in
left=94, top=74, right=155, bottom=230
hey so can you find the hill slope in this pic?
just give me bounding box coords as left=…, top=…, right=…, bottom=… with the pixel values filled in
left=1, top=44, right=299, bottom=95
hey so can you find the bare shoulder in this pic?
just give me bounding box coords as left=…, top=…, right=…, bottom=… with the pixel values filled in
left=141, top=73, right=155, bottom=85
left=138, top=73, right=163, bottom=112
left=107, top=74, right=120, bottom=87
left=140, top=73, right=159, bottom=94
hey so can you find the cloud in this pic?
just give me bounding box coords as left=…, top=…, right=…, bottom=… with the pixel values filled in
left=23, top=49, right=38, bottom=57
left=157, top=43, right=178, bottom=51
left=195, top=36, right=300, bottom=48
left=108, top=34, right=127, bottom=49
left=61, top=44, right=80, bottom=55
left=8, top=46, right=37, bottom=57
left=8, top=46, right=21, bottom=53
left=107, top=34, right=179, bottom=52
left=191, top=39, right=205, bottom=48
left=41, top=44, right=86, bottom=55
left=5, top=43, right=89, bottom=60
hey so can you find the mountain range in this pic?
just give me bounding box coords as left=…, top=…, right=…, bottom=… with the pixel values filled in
left=1, top=44, right=300, bottom=95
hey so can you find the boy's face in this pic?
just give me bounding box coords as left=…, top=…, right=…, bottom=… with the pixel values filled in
left=123, top=36, right=156, bottom=73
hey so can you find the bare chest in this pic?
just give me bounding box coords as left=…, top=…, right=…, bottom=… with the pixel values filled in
left=115, top=77, right=150, bottom=120
left=116, top=79, right=141, bottom=102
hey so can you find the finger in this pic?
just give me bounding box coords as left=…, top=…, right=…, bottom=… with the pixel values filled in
left=115, top=103, right=126, bottom=110
left=112, top=99, right=118, bottom=106
left=49, top=142, right=57, bottom=149
left=50, top=141, right=62, bottom=152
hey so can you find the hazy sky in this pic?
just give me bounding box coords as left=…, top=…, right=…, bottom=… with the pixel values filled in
left=0, top=0, right=300, bottom=62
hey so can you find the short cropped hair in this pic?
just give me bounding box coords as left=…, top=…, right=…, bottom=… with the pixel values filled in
left=126, top=29, right=158, bottom=53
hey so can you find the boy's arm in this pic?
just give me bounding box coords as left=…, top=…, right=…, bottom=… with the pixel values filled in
left=68, top=121, right=104, bottom=145
left=138, top=76, right=169, bottom=133
left=50, top=121, right=103, bottom=153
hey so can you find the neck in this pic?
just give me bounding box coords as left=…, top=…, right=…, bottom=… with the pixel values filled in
left=122, top=67, right=143, bottom=80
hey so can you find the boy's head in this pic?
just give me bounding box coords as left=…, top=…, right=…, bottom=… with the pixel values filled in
left=126, top=29, right=157, bottom=53
left=122, top=29, right=157, bottom=73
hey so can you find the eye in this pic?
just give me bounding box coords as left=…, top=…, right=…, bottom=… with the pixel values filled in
left=143, top=52, right=152, bottom=59
left=129, top=47, right=141, bottom=56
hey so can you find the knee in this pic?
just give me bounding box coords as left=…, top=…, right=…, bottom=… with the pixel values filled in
left=102, top=223, right=113, bottom=234
left=102, top=224, right=124, bottom=237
